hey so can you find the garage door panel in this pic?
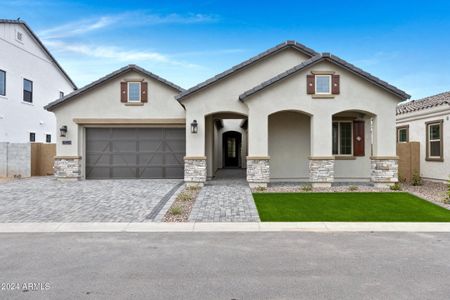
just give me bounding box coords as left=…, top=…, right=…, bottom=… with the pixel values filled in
left=86, top=167, right=110, bottom=179
left=139, top=167, right=164, bottom=178
left=86, top=127, right=185, bottom=179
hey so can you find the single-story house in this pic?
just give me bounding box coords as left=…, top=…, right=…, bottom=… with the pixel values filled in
left=45, top=40, right=410, bottom=188
left=396, top=91, right=449, bottom=182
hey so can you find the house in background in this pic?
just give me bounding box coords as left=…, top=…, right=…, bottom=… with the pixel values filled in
left=0, top=19, right=76, bottom=143
left=45, top=41, right=410, bottom=188
left=396, top=91, right=449, bottom=182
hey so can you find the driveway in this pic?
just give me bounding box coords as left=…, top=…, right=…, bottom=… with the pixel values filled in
left=0, top=177, right=182, bottom=222
left=0, top=232, right=449, bottom=299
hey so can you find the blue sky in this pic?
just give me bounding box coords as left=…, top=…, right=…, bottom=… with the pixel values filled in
left=2, top=0, right=450, bottom=99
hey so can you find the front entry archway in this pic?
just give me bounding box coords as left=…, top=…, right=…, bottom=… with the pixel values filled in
left=223, top=131, right=242, bottom=168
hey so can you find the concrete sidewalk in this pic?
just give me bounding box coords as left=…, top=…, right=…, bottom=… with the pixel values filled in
left=1, top=222, right=450, bottom=232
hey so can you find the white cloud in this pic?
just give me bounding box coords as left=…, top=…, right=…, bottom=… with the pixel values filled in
left=39, top=16, right=119, bottom=39
left=44, top=40, right=199, bottom=68
left=38, top=12, right=218, bottom=39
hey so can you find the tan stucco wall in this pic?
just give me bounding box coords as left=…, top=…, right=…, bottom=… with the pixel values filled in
left=182, top=48, right=311, bottom=156
left=245, top=60, right=400, bottom=159
left=396, top=106, right=449, bottom=182
left=268, top=111, right=310, bottom=180
left=52, top=70, right=184, bottom=176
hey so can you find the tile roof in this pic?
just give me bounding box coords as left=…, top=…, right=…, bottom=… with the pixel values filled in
left=396, top=91, right=450, bottom=115
left=239, top=53, right=410, bottom=101
left=0, top=19, right=77, bottom=89
left=175, top=40, right=318, bottom=101
left=44, top=64, right=184, bottom=111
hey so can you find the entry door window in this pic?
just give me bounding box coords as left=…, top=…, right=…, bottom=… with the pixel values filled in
left=227, top=138, right=236, bottom=158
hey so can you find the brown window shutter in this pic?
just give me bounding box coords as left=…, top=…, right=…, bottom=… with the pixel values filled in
left=332, top=75, right=340, bottom=94
left=307, top=74, right=315, bottom=94
left=141, top=82, right=148, bottom=103
left=353, top=120, right=365, bottom=156
left=120, top=82, right=127, bottom=103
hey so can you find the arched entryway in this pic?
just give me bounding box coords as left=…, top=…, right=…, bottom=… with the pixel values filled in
left=222, top=131, right=242, bottom=168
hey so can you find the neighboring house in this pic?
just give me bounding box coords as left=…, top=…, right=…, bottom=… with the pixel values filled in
left=45, top=41, right=410, bottom=188
left=396, top=91, right=449, bottom=182
left=0, top=19, right=76, bottom=143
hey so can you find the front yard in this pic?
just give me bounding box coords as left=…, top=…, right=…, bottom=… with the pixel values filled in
left=254, top=192, right=450, bottom=222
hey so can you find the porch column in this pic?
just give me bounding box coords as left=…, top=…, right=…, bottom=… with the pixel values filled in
left=370, top=115, right=398, bottom=188
left=246, top=112, right=269, bottom=188
left=309, top=112, right=334, bottom=188
left=184, top=111, right=206, bottom=186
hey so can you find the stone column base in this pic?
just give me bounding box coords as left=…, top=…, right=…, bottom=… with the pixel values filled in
left=370, top=157, right=399, bottom=188
left=247, top=157, right=270, bottom=188
left=54, top=156, right=81, bottom=179
left=184, top=156, right=206, bottom=185
left=309, top=157, right=335, bottom=188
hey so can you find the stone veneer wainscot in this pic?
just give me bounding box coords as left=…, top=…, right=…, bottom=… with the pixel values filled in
left=54, top=156, right=81, bottom=180
left=370, top=157, right=399, bottom=188
left=184, top=157, right=207, bottom=186
left=246, top=157, right=270, bottom=188
left=309, top=157, right=335, bottom=188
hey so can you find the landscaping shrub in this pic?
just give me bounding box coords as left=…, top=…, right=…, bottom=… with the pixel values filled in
left=169, top=206, right=183, bottom=215
left=301, top=184, right=313, bottom=192
left=411, top=171, right=423, bottom=186
left=254, top=186, right=267, bottom=192
left=390, top=183, right=402, bottom=191
left=348, top=185, right=358, bottom=191
left=176, top=191, right=192, bottom=202
left=446, top=177, right=450, bottom=204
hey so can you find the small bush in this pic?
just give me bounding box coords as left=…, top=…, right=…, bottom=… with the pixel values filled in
left=254, top=186, right=267, bottom=192
left=186, top=185, right=201, bottom=192
left=348, top=185, right=358, bottom=191
left=301, top=184, right=313, bottom=192
left=446, top=176, right=450, bottom=204
left=411, top=171, right=423, bottom=186
left=398, top=176, right=407, bottom=183
left=176, top=192, right=192, bottom=202
left=390, top=183, right=402, bottom=191
left=169, top=206, right=183, bottom=215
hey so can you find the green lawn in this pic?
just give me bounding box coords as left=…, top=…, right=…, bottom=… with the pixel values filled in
left=253, top=192, right=450, bottom=222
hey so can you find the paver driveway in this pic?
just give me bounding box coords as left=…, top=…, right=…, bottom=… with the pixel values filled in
left=0, top=177, right=182, bottom=222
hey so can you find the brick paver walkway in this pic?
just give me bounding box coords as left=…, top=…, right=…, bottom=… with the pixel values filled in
left=0, top=177, right=182, bottom=222
left=189, top=169, right=260, bottom=222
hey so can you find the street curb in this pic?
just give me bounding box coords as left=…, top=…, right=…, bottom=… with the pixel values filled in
left=0, top=222, right=450, bottom=233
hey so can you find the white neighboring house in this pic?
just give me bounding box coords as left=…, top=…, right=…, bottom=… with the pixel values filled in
left=0, top=19, right=76, bottom=143
left=396, top=91, right=450, bottom=182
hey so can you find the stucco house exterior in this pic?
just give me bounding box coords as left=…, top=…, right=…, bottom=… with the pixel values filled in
left=0, top=19, right=76, bottom=143
left=396, top=91, right=449, bottom=182
left=45, top=41, right=410, bottom=188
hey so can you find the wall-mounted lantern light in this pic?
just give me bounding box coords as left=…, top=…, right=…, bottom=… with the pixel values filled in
left=190, top=120, right=198, bottom=134
left=60, top=125, right=68, bottom=137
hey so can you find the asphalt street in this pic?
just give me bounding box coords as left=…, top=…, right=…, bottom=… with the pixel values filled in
left=0, top=232, right=449, bottom=299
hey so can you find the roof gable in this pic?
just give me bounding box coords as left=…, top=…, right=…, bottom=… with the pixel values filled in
left=175, top=40, right=318, bottom=101
left=239, top=53, right=410, bottom=101
left=0, top=19, right=77, bottom=89
left=397, top=91, right=450, bottom=115
left=45, top=65, right=184, bottom=111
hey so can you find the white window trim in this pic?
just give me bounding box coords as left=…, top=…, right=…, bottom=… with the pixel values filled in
left=315, top=75, right=332, bottom=95
left=427, top=122, right=441, bottom=159
left=127, top=82, right=141, bottom=102
left=333, top=121, right=353, bottom=156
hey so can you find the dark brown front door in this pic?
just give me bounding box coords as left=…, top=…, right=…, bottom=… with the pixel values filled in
left=223, top=131, right=241, bottom=168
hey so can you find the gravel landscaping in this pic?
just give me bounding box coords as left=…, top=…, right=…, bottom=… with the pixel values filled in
left=402, top=181, right=449, bottom=209
left=164, top=186, right=201, bottom=222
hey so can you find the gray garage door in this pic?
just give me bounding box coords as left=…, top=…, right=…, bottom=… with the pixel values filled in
left=85, top=128, right=185, bottom=179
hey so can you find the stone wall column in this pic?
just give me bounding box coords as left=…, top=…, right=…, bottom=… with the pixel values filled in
left=246, top=156, right=270, bottom=188
left=309, top=157, right=335, bottom=188
left=370, top=156, right=399, bottom=188
left=54, top=156, right=81, bottom=180
left=184, top=156, right=207, bottom=187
